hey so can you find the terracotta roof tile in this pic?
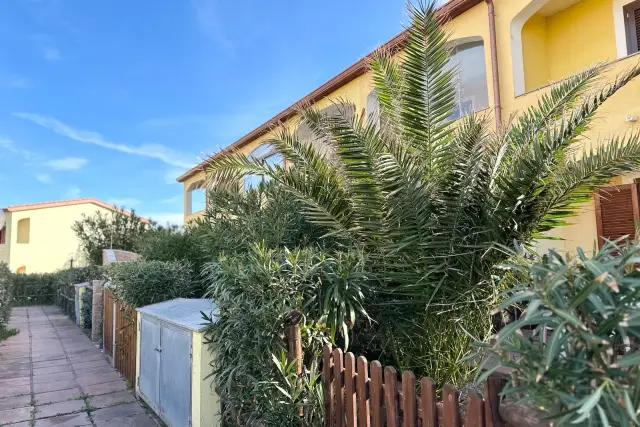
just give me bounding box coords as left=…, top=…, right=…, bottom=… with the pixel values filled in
left=2, top=197, right=150, bottom=223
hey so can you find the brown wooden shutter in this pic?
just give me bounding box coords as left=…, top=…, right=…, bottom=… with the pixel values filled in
left=625, top=0, right=640, bottom=54
left=595, top=183, right=640, bottom=248
left=635, top=8, right=640, bottom=51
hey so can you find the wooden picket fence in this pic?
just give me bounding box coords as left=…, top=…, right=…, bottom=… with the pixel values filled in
left=103, top=287, right=137, bottom=385
left=322, top=345, right=507, bottom=427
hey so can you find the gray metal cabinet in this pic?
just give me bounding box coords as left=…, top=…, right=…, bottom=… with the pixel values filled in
left=136, top=298, right=218, bottom=427
left=139, top=315, right=161, bottom=413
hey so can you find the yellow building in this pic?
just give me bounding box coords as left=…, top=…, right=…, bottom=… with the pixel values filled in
left=0, top=198, right=136, bottom=274
left=177, top=0, right=640, bottom=253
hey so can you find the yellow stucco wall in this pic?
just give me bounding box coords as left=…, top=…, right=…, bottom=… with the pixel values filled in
left=191, top=331, right=220, bottom=427
left=522, top=14, right=550, bottom=91
left=546, top=0, right=617, bottom=81
left=181, top=0, right=640, bottom=254
left=4, top=203, right=114, bottom=274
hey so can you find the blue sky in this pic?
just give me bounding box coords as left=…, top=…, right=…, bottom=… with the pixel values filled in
left=0, top=0, right=408, bottom=225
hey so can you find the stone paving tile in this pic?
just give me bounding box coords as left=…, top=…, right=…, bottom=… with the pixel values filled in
left=83, top=380, right=127, bottom=396
left=0, top=404, right=33, bottom=424
left=33, top=364, right=73, bottom=375
left=0, top=383, right=31, bottom=398
left=33, top=371, right=76, bottom=384
left=2, top=307, right=152, bottom=427
left=90, top=402, right=146, bottom=423
left=33, top=358, right=71, bottom=369
left=74, top=365, right=115, bottom=376
left=88, top=391, right=136, bottom=409
left=33, top=379, right=79, bottom=394
left=0, top=375, right=31, bottom=387
left=34, top=399, right=86, bottom=419
left=34, top=387, right=84, bottom=405
left=71, top=360, right=110, bottom=371
left=93, top=413, right=158, bottom=427
left=34, top=412, right=92, bottom=427
left=0, top=394, right=32, bottom=411
left=76, top=371, right=122, bottom=387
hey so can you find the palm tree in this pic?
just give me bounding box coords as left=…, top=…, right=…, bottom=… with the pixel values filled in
left=205, top=1, right=640, bottom=386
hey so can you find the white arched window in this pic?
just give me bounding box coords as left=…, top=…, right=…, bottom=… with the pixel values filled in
left=365, top=91, right=380, bottom=128
left=446, top=39, right=489, bottom=120
left=244, top=144, right=283, bottom=190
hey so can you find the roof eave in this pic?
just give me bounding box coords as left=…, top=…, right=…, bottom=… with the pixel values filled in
left=176, top=0, right=483, bottom=183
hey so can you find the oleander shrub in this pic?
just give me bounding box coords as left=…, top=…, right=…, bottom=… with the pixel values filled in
left=10, top=272, right=57, bottom=306
left=82, top=287, right=93, bottom=329
left=73, top=207, right=149, bottom=265
left=204, top=245, right=367, bottom=427
left=0, top=263, right=12, bottom=330
left=474, top=240, right=640, bottom=426
left=105, top=260, right=199, bottom=308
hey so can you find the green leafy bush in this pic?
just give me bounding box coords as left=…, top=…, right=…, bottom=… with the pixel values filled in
left=134, top=224, right=203, bottom=265
left=82, top=287, right=93, bottom=329
left=0, top=263, right=12, bottom=330
left=10, top=272, right=58, bottom=306
left=106, top=260, right=199, bottom=308
left=476, top=240, right=640, bottom=425
left=73, top=207, right=149, bottom=265
left=204, top=245, right=367, bottom=426
left=192, top=181, right=331, bottom=259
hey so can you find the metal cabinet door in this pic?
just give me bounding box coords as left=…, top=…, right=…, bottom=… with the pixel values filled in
left=139, top=316, right=162, bottom=413
left=159, top=323, right=192, bottom=427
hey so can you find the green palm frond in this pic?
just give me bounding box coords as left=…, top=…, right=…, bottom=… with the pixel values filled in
left=535, top=133, right=640, bottom=233
left=391, top=2, right=456, bottom=172
left=203, top=0, right=640, bottom=388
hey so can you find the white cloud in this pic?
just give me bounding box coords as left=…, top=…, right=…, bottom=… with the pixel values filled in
left=143, top=212, right=184, bottom=227
left=0, top=137, right=38, bottom=161
left=45, top=157, right=87, bottom=170
left=64, top=186, right=81, bottom=199
left=108, top=198, right=141, bottom=208
left=14, top=113, right=197, bottom=169
left=161, top=195, right=182, bottom=204
left=0, top=138, right=15, bottom=150
left=1, top=74, right=30, bottom=89
left=36, top=173, right=52, bottom=184
left=43, top=47, right=60, bottom=61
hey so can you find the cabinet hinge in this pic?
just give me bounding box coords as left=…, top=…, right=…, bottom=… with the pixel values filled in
left=189, top=344, right=193, bottom=360
left=137, top=322, right=141, bottom=331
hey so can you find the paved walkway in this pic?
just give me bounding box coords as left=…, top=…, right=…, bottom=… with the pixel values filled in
left=0, top=306, right=158, bottom=427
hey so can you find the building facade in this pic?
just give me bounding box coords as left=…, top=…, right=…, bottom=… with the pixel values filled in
left=177, top=0, right=640, bottom=253
left=0, top=198, right=132, bottom=274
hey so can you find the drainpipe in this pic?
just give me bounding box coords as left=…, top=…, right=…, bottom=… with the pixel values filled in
left=485, top=0, right=503, bottom=129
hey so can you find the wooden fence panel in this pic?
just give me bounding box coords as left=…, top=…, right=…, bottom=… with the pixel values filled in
left=322, top=344, right=507, bottom=427
left=114, top=301, right=137, bottom=385
left=103, top=288, right=114, bottom=357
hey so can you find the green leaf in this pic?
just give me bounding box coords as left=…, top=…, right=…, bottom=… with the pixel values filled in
left=613, top=352, right=640, bottom=368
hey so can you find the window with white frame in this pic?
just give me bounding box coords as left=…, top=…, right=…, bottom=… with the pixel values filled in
left=244, top=144, right=283, bottom=190
left=446, top=40, right=490, bottom=121
left=624, top=0, right=640, bottom=54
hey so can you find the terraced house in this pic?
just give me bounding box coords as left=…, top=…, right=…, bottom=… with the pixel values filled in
left=177, top=0, right=640, bottom=253
left=0, top=198, right=137, bottom=274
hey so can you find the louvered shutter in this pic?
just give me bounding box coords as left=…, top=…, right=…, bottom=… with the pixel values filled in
left=635, top=7, right=640, bottom=51
left=624, top=0, right=640, bottom=54
left=595, top=184, right=640, bottom=248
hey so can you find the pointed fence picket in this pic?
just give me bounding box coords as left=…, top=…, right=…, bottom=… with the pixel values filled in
left=322, top=345, right=508, bottom=427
